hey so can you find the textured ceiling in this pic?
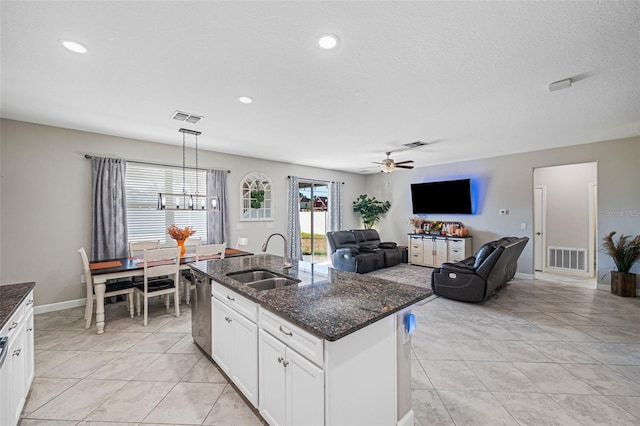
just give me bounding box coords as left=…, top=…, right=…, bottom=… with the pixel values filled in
left=1, top=1, right=639, bottom=173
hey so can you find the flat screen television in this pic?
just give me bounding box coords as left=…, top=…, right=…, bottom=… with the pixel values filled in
left=411, top=179, right=472, bottom=214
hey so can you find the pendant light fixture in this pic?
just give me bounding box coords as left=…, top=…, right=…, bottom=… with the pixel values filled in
left=157, top=128, right=219, bottom=211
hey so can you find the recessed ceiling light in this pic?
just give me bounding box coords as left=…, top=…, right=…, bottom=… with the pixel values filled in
left=61, top=40, right=88, bottom=54
left=318, top=34, right=339, bottom=50
left=238, top=96, right=253, bottom=104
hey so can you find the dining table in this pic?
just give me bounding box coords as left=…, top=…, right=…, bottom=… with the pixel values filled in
left=89, top=247, right=253, bottom=334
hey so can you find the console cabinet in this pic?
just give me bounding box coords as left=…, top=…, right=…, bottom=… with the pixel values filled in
left=408, top=235, right=472, bottom=267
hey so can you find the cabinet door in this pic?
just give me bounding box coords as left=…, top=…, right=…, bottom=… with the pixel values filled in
left=211, top=298, right=233, bottom=374
left=259, top=330, right=287, bottom=426
left=9, top=322, right=26, bottom=426
left=286, top=348, right=324, bottom=426
left=24, top=309, right=35, bottom=389
left=231, top=312, right=258, bottom=406
left=434, top=238, right=448, bottom=266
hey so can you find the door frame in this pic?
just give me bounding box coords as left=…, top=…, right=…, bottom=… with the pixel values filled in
left=588, top=182, right=597, bottom=277
left=533, top=185, right=547, bottom=272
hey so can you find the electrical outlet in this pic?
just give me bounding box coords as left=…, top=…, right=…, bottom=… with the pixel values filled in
left=81, top=274, right=86, bottom=283
left=521, top=222, right=527, bottom=230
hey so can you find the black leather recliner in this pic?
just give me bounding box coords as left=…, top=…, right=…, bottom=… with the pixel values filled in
left=326, top=229, right=402, bottom=273
left=431, top=237, right=528, bottom=302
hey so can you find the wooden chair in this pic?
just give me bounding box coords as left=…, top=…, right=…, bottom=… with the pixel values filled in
left=236, top=237, right=249, bottom=250
left=134, top=247, right=181, bottom=326
left=129, top=240, right=160, bottom=259
left=180, top=237, right=202, bottom=301
left=183, top=243, right=226, bottom=304
left=78, top=247, right=134, bottom=329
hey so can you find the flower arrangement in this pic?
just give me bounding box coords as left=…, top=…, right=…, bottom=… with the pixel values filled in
left=167, top=224, right=196, bottom=241
left=430, top=221, right=443, bottom=232
left=408, top=216, right=425, bottom=228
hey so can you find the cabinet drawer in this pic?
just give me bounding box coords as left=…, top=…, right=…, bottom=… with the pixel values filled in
left=448, top=239, right=465, bottom=250
left=409, top=243, right=423, bottom=252
left=259, top=308, right=324, bottom=367
left=1, top=303, right=25, bottom=340
left=448, top=248, right=465, bottom=262
left=212, top=282, right=258, bottom=323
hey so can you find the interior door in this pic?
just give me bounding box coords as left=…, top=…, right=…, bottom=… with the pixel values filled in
left=533, top=186, right=545, bottom=272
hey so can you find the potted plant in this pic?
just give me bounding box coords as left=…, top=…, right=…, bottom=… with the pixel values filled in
left=602, top=231, right=640, bottom=297
left=352, top=194, right=391, bottom=229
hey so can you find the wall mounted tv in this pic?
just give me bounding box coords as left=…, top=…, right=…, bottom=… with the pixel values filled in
left=411, top=179, right=473, bottom=214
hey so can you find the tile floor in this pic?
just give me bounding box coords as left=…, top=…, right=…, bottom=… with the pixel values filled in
left=21, top=272, right=640, bottom=425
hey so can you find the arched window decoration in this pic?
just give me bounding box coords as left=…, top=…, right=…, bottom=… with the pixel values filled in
left=240, top=172, right=273, bottom=221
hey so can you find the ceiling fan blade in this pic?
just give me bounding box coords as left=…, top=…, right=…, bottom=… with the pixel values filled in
left=394, top=160, right=414, bottom=165
left=397, top=165, right=414, bottom=169
left=372, top=161, right=384, bottom=165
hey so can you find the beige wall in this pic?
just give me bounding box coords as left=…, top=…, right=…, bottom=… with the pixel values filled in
left=0, top=119, right=366, bottom=306
left=365, top=136, right=640, bottom=284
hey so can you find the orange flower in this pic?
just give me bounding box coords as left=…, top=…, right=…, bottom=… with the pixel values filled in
left=167, top=224, right=196, bottom=240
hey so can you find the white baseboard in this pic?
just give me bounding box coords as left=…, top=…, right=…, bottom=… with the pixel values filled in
left=397, top=409, right=414, bottom=426
left=515, top=272, right=534, bottom=280
left=34, top=298, right=86, bottom=315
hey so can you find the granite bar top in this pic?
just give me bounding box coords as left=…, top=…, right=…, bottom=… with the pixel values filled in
left=190, top=254, right=431, bottom=341
left=0, top=282, right=36, bottom=330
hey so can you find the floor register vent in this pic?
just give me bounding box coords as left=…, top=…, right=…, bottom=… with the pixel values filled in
left=548, top=246, right=587, bottom=272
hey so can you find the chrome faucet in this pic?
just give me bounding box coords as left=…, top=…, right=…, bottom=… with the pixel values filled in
left=261, top=233, right=293, bottom=270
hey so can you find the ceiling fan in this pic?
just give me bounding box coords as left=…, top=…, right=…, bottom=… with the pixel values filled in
left=373, top=152, right=414, bottom=173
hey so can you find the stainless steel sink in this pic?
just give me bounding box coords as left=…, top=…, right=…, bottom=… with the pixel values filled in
left=247, top=277, right=299, bottom=291
left=226, top=269, right=300, bottom=290
left=226, top=270, right=278, bottom=284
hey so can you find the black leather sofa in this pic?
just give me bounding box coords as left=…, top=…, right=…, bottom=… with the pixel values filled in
left=326, top=229, right=402, bottom=273
left=431, top=237, right=529, bottom=302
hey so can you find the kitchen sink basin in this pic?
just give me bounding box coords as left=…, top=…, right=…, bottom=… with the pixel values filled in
left=226, top=269, right=300, bottom=290
left=247, top=277, right=300, bottom=291
left=226, top=269, right=278, bottom=284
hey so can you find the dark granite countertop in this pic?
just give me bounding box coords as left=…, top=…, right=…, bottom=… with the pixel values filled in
left=190, top=254, right=431, bottom=341
left=0, top=282, right=35, bottom=331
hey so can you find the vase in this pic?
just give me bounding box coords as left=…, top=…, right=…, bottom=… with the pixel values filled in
left=611, top=271, right=636, bottom=297
left=177, top=239, right=186, bottom=257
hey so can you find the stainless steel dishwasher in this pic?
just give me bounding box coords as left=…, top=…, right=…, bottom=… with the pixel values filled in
left=190, top=270, right=212, bottom=357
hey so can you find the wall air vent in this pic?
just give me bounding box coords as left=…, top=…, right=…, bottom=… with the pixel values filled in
left=548, top=247, right=587, bottom=272
left=171, top=110, right=204, bottom=124
left=403, top=141, right=428, bottom=149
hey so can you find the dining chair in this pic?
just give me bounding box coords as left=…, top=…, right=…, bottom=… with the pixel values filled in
left=135, top=247, right=181, bottom=326
left=179, top=237, right=202, bottom=300
left=183, top=243, right=227, bottom=304
left=78, top=247, right=134, bottom=329
left=129, top=240, right=160, bottom=259
left=236, top=237, right=249, bottom=250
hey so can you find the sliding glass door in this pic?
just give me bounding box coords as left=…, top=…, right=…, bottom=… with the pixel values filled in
left=298, top=181, right=329, bottom=264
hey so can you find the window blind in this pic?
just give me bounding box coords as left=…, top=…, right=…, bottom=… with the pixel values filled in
left=125, top=162, right=207, bottom=245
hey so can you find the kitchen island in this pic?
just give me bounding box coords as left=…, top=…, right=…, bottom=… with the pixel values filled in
left=190, top=254, right=431, bottom=426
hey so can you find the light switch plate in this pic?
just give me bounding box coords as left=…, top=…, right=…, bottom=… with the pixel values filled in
left=499, top=209, right=509, bottom=215
left=521, top=222, right=527, bottom=229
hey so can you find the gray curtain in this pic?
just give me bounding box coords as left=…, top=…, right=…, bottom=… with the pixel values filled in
left=91, top=157, right=128, bottom=260
left=207, top=169, right=229, bottom=245
left=287, top=176, right=303, bottom=261
left=328, top=181, right=343, bottom=232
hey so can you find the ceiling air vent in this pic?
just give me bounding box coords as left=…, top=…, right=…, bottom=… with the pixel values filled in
left=403, top=141, right=428, bottom=149
left=171, top=110, right=204, bottom=124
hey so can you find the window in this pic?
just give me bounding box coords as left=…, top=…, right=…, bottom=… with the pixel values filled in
left=126, top=162, right=207, bottom=245
left=240, top=172, right=273, bottom=221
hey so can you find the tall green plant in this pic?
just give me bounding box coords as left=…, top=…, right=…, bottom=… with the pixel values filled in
left=352, top=194, right=391, bottom=229
left=602, top=231, right=640, bottom=273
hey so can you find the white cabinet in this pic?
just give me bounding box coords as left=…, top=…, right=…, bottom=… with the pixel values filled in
left=258, top=329, right=324, bottom=426
left=211, top=284, right=258, bottom=406
left=408, top=235, right=472, bottom=267
left=0, top=289, right=33, bottom=426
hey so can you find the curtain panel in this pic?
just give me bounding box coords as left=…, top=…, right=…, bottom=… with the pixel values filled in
left=91, top=157, right=128, bottom=260
left=328, top=181, right=343, bottom=232
left=287, top=176, right=303, bottom=261
left=207, top=169, right=230, bottom=245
